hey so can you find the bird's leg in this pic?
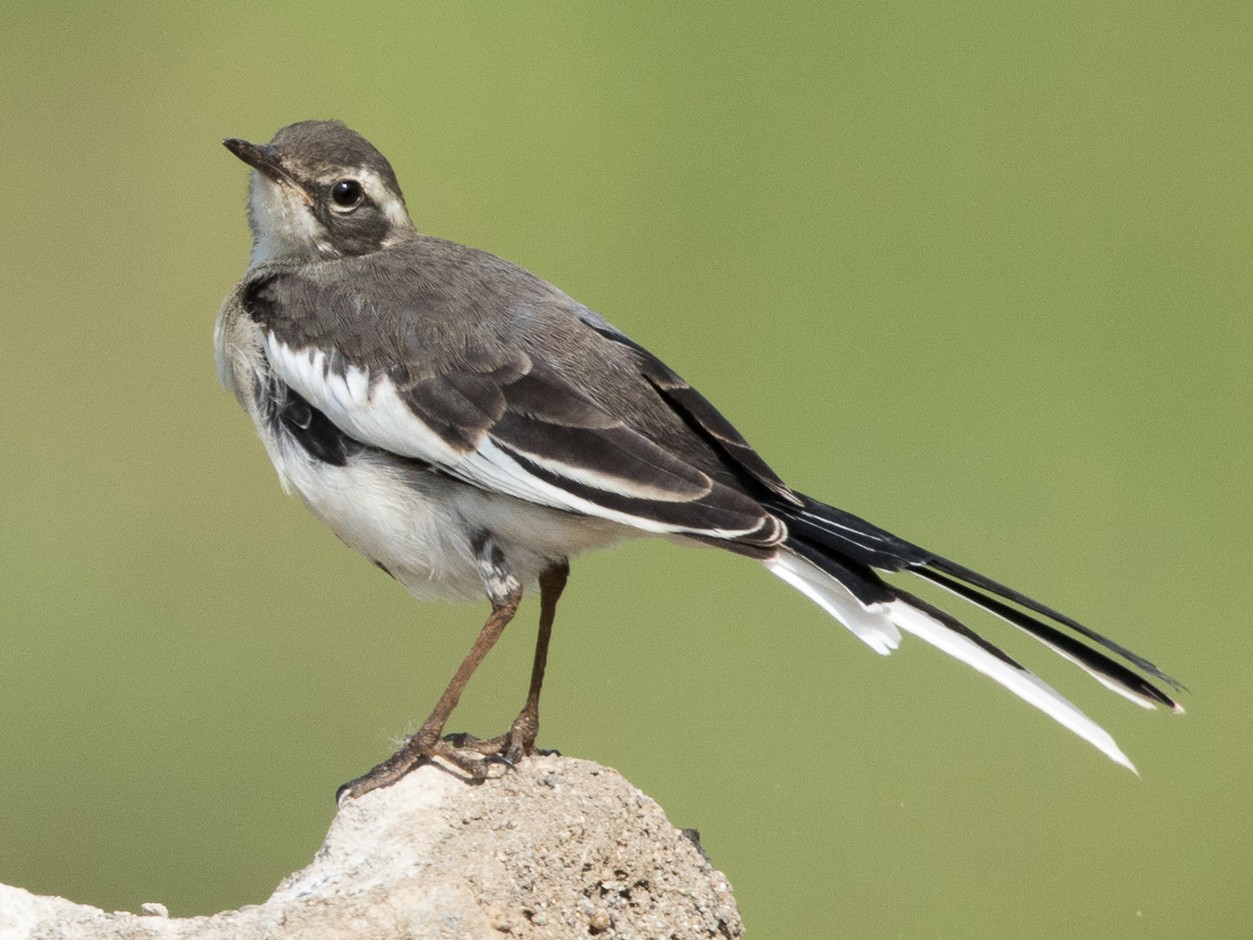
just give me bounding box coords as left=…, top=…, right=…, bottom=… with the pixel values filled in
left=447, top=559, right=570, bottom=761
left=502, top=558, right=569, bottom=762
left=337, top=537, right=522, bottom=803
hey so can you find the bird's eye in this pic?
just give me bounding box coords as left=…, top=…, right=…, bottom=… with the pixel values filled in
left=330, top=179, right=364, bottom=209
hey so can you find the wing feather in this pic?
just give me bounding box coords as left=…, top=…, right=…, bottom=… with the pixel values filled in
left=262, top=332, right=781, bottom=543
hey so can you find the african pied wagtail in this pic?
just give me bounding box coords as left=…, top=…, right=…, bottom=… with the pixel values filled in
left=216, top=120, right=1181, bottom=801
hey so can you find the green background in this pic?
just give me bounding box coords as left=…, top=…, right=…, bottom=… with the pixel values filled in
left=2, top=4, right=1248, bottom=937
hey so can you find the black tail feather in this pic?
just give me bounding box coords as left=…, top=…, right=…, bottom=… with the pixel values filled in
left=773, top=495, right=931, bottom=569
left=891, top=585, right=1027, bottom=672
left=773, top=491, right=1183, bottom=702
left=917, top=568, right=1179, bottom=710
left=922, top=555, right=1182, bottom=691
left=784, top=536, right=895, bottom=607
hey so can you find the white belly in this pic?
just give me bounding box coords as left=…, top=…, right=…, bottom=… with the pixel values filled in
left=266, top=433, right=638, bottom=602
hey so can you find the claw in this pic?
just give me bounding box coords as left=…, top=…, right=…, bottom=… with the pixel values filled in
left=484, top=751, right=517, bottom=773
left=334, top=781, right=354, bottom=807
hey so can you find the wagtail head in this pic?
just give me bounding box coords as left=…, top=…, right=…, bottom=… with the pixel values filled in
left=224, top=120, right=415, bottom=266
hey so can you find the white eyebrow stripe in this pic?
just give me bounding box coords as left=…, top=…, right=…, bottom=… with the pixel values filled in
left=353, top=166, right=410, bottom=227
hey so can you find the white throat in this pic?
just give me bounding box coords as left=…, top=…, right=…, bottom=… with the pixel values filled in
left=247, top=174, right=333, bottom=267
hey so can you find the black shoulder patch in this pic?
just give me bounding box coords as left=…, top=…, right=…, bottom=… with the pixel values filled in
left=257, top=373, right=365, bottom=467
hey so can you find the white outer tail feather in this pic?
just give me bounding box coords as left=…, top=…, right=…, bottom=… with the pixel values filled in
left=765, top=554, right=901, bottom=655
left=764, top=551, right=1137, bottom=772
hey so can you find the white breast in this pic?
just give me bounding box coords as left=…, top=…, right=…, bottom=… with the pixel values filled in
left=218, top=295, right=639, bottom=603
left=267, top=432, right=638, bottom=603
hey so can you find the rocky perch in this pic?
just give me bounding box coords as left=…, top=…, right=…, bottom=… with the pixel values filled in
left=0, top=756, right=742, bottom=939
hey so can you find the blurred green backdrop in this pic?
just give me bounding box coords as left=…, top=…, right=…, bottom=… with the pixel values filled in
left=2, top=3, right=1249, bottom=937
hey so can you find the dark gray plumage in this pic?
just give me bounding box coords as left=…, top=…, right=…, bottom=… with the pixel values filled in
left=216, top=120, right=1180, bottom=800
left=242, top=248, right=784, bottom=543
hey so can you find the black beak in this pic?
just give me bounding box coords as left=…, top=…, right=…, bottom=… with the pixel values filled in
left=224, top=138, right=280, bottom=175
left=223, top=137, right=306, bottom=190
left=223, top=137, right=314, bottom=206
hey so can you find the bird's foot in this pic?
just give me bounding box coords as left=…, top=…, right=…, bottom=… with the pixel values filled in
left=443, top=709, right=547, bottom=766
left=336, top=706, right=553, bottom=804
left=336, top=730, right=508, bottom=805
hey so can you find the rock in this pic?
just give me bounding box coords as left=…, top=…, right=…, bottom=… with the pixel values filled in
left=0, top=756, right=742, bottom=939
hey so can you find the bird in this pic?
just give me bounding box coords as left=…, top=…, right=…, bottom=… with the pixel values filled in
left=216, top=119, right=1181, bottom=802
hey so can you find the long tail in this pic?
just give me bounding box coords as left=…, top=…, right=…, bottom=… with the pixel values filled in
left=764, top=494, right=1182, bottom=771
